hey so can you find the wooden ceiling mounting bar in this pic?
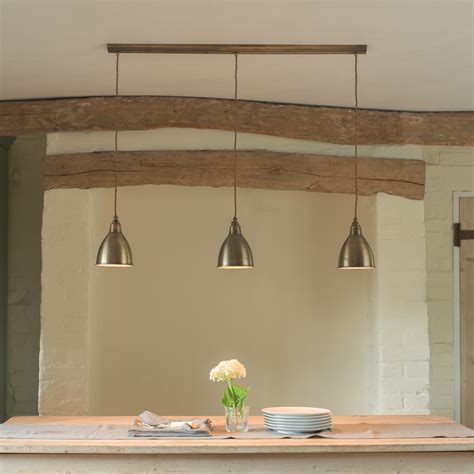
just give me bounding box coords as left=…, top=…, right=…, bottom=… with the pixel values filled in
left=106, top=44, right=367, bottom=55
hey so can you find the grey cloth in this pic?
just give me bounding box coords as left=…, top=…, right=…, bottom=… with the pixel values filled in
left=0, top=421, right=473, bottom=440
left=0, top=423, right=130, bottom=439
left=214, top=423, right=474, bottom=440
left=128, top=411, right=212, bottom=438
left=317, top=423, right=474, bottom=439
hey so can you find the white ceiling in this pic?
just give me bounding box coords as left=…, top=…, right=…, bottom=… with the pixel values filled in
left=1, top=0, right=473, bottom=111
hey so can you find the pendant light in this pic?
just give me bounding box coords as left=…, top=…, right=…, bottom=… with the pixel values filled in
left=338, top=54, right=375, bottom=270
left=96, top=53, right=133, bottom=267
left=217, top=54, right=254, bottom=269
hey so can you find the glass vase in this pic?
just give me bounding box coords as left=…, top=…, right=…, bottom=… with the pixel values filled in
left=225, top=405, right=249, bottom=432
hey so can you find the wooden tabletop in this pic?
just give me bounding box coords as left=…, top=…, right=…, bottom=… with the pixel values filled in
left=1, top=415, right=473, bottom=455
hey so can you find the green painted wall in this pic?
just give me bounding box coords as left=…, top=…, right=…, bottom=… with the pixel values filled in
left=0, top=137, right=14, bottom=422
left=6, top=136, right=44, bottom=418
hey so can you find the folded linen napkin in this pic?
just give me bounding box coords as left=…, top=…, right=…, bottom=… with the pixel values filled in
left=128, top=411, right=212, bottom=438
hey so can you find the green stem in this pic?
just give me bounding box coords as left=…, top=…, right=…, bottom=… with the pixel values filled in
left=227, top=379, right=237, bottom=407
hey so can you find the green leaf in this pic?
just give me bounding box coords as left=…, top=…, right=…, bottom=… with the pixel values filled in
left=221, top=384, right=249, bottom=408
left=230, top=384, right=248, bottom=408
left=221, top=386, right=235, bottom=407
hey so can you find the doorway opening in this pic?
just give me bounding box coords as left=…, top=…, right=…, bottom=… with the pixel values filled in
left=453, top=192, right=474, bottom=427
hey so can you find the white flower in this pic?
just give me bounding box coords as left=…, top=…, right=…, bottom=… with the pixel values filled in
left=209, top=359, right=246, bottom=382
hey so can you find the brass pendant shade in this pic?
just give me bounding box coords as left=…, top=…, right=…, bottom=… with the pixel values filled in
left=337, top=53, right=375, bottom=271
left=218, top=217, right=254, bottom=269
left=217, top=53, right=255, bottom=270
left=96, top=53, right=134, bottom=268
left=96, top=216, right=133, bottom=267
left=91, top=45, right=379, bottom=271
left=337, top=217, right=375, bottom=269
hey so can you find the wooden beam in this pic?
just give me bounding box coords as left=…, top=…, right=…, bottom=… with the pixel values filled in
left=44, top=150, right=425, bottom=200
left=0, top=97, right=472, bottom=146
left=106, top=44, right=367, bottom=55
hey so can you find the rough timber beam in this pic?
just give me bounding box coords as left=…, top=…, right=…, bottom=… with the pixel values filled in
left=44, top=149, right=425, bottom=200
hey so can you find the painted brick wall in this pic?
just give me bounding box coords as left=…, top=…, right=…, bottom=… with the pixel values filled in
left=424, top=146, right=474, bottom=419
left=38, top=189, right=91, bottom=415
left=371, top=193, right=430, bottom=414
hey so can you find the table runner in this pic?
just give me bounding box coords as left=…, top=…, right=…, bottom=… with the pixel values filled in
left=0, top=422, right=473, bottom=440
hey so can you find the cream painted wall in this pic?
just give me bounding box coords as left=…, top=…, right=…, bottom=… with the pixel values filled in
left=39, top=128, right=431, bottom=417
left=87, top=186, right=375, bottom=415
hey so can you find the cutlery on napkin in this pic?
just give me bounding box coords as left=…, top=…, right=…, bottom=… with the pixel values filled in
left=128, top=411, right=212, bottom=438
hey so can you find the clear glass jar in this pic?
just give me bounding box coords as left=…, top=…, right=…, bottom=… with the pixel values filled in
left=225, top=406, right=249, bottom=432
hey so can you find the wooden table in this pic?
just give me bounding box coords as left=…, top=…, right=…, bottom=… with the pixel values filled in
left=0, top=415, right=473, bottom=473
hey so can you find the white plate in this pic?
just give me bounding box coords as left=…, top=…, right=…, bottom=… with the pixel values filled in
left=263, top=418, right=331, bottom=425
left=264, top=418, right=331, bottom=423
left=262, top=407, right=331, bottom=416
left=264, top=420, right=332, bottom=428
left=263, top=418, right=331, bottom=426
left=264, top=421, right=332, bottom=429
left=265, top=424, right=331, bottom=433
left=263, top=411, right=332, bottom=417
left=267, top=427, right=329, bottom=435
left=263, top=413, right=332, bottom=421
left=265, top=426, right=331, bottom=433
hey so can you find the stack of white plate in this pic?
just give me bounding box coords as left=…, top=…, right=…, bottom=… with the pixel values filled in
left=262, top=407, right=332, bottom=434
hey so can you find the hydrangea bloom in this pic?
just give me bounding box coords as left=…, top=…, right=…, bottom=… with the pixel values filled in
left=209, top=359, right=246, bottom=382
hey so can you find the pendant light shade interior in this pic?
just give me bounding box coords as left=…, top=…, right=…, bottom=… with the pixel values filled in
left=337, top=217, right=375, bottom=270
left=218, top=217, right=254, bottom=269
left=96, top=216, right=133, bottom=267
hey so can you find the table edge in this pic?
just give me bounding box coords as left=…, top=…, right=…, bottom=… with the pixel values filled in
left=0, top=438, right=473, bottom=455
